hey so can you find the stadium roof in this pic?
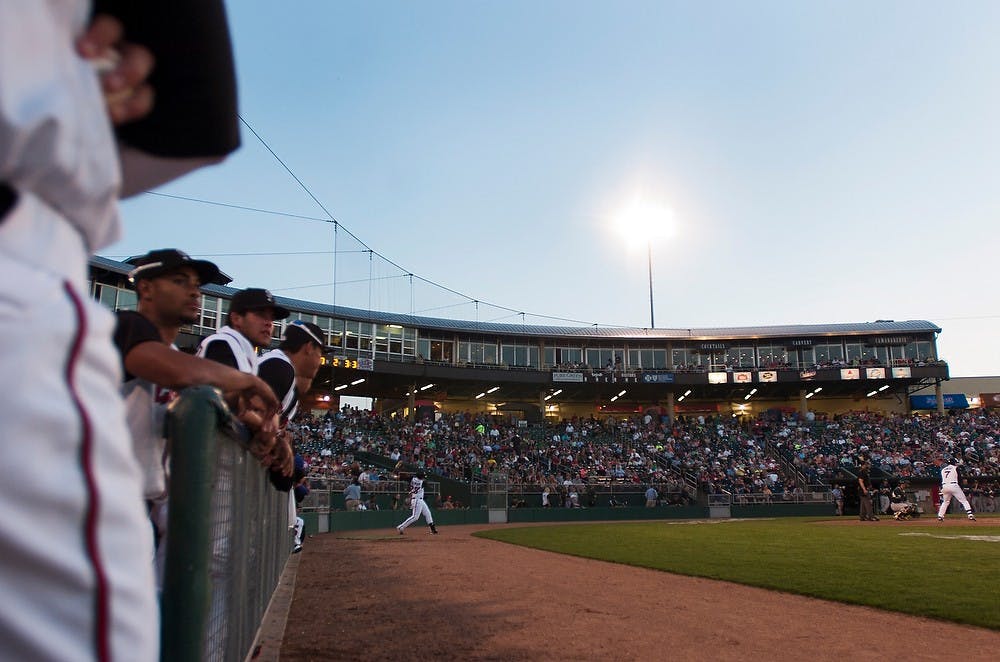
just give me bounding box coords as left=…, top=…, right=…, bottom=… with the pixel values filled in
left=91, top=255, right=942, bottom=340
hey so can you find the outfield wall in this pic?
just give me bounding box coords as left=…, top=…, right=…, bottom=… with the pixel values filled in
left=301, top=502, right=834, bottom=533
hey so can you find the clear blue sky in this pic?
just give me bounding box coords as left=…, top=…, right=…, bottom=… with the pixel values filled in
left=107, top=1, right=1000, bottom=377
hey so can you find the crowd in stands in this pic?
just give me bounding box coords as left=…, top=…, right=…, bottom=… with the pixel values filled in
left=285, top=405, right=1000, bottom=509
left=761, top=410, right=1000, bottom=485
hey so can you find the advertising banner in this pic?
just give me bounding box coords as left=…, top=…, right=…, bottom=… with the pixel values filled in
left=840, top=368, right=860, bottom=380
left=980, top=393, right=1000, bottom=408
left=708, top=372, right=728, bottom=384
left=909, top=394, right=969, bottom=409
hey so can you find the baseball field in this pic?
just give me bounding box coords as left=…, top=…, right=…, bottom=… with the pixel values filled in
left=280, top=516, right=1000, bottom=661
left=476, top=516, right=1000, bottom=629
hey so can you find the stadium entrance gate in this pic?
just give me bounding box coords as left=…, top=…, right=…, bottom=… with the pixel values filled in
left=488, top=473, right=508, bottom=524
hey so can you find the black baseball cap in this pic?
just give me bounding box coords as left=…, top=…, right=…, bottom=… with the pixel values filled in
left=230, top=288, right=291, bottom=319
left=284, top=320, right=329, bottom=350
left=126, top=249, right=231, bottom=285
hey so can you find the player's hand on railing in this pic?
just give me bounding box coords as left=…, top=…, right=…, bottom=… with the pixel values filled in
left=241, top=375, right=280, bottom=418
left=251, top=413, right=280, bottom=457
left=265, top=431, right=295, bottom=477
left=76, top=14, right=155, bottom=124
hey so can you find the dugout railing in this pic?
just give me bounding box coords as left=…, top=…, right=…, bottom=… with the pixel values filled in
left=162, top=386, right=292, bottom=662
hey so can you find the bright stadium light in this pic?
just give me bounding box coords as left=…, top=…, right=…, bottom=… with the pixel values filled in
left=613, top=198, right=676, bottom=329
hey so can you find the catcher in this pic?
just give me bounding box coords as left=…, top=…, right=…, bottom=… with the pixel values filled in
left=889, top=480, right=921, bottom=520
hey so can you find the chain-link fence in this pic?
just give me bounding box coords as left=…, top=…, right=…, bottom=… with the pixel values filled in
left=161, top=387, right=292, bottom=662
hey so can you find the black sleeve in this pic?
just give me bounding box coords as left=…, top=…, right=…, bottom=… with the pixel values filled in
left=113, top=311, right=162, bottom=381
left=258, top=358, right=295, bottom=402
left=268, top=470, right=293, bottom=493
left=201, top=339, right=239, bottom=370
left=94, top=0, right=240, bottom=158
left=0, top=182, right=16, bottom=221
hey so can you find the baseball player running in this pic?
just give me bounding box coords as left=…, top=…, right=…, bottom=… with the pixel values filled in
left=397, top=470, right=439, bottom=535
left=935, top=456, right=976, bottom=521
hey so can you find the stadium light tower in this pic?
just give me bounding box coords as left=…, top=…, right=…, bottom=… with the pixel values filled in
left=614, top=200, right=675, bottom=329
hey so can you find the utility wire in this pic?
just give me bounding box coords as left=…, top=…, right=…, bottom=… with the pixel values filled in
left=142, top=191, right=332, bottom=223
left=149, top=115, right=623, bottom=329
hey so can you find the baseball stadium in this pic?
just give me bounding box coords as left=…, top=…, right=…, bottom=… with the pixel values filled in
left=88, top=256, right=999, bottom=661
left=7, top=3, right=1000, bottom=662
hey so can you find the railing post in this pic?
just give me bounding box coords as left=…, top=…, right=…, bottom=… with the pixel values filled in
left=160, top=386, right=229, bottom=662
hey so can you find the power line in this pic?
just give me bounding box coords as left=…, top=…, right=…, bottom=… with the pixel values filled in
left=105, top=249, right=370, bottom=259
left=141, top=191, right=332, bottom=223
left=155, top=115, right=616, bottom=329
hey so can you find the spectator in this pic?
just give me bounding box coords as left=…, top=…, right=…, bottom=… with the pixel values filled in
left=831, top=485, right=844, bottom=516
left=344, top=478, right=361, bottom=511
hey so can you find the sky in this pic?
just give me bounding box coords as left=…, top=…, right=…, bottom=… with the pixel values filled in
left=106, top=1, right=1000, bottom=378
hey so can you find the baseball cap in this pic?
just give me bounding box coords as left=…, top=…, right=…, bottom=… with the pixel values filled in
left=284, top=320, right=329, bottom=350
left=126, top=249, right=231, bottom=285
left=230, top=288, right=291, bottom=319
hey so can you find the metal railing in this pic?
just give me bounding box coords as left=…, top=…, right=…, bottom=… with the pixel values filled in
left=161, top=387, right=292, bottom=662
left=298, top=477, right=439, bottom=512
left=469, top=481, right=695, bottom=509
left=718, top=490, right=833, bottom=506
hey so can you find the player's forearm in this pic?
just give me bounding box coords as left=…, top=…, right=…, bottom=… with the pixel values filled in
left=126, top=343, right=253, bottom=391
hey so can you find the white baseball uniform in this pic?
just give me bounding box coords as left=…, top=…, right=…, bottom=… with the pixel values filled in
left=197, top=326, right=260, bottom=374
left=0, top=3, right=157, bottom=660
left=937, top=463, right=974, bottom=519
left=397, top=476, right=435, bottom=531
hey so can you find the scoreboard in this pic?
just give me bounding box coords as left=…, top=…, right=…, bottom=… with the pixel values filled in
left=327, top=356, right=374, bottom=371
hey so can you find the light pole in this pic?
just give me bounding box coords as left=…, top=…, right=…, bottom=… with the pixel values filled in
left=614, top=198, right=674, bottom=330
left=647, top=240, right=655, bottom=329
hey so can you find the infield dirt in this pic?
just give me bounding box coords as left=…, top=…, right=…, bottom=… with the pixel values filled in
left=280, top=521, right=999, bottom=661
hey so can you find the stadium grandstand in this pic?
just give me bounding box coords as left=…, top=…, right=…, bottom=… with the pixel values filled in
left=91, top=254, right=952, bottom=423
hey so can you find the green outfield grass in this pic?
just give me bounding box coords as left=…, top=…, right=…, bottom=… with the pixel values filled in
left=475, top=516, right=1000, bottom=629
